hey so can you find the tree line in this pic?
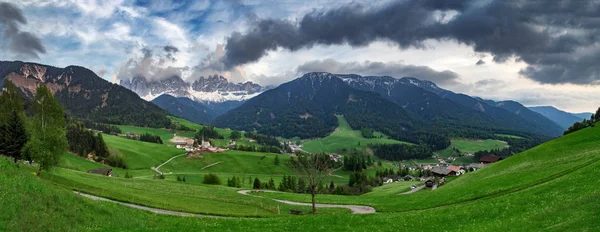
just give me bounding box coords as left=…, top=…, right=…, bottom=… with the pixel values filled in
left=195, top=126, right=224, bottom=140
left=564, top=108, right=599, bottom=135
left=370, top=144, right=433, bottom=161
left=0, top=80, right=67, bottom=175
left=139, top=133, right=163, bottom=144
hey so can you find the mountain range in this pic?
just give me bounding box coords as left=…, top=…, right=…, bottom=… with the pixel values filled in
left=215, top=72, right=564, bottom=142
left=151, top=94, right=213, bottom=125
left=528, top=106, right=586, bottom=129
left=213, top=72, right=450, bottom=146
left=0, top=60, right=573, bottom=143
left=0, top=61, right=169, bottom=127
left=120, top=74, right=269, bottom=120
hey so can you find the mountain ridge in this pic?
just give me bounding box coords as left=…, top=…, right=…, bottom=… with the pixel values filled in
left=0, top=60, right=170, bottom=127
left=528, top=106, right=584, bottom=129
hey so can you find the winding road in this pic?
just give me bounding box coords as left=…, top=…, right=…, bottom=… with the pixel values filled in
left=74, top=191, right=228, bottom=218
left=237, top=190, right=376, bottom=214
left=152, top=154, right=186, bottom=175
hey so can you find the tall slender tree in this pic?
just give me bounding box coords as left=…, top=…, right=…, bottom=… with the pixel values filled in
left=0, top=79, right=28, bottom=162
left=23, top=84, right=67, bottom=176
left=1, top=111, right=28, bottom=163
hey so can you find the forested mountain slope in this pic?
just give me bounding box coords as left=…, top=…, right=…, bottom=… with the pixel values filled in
left=0, top=61, right=169, bottom=127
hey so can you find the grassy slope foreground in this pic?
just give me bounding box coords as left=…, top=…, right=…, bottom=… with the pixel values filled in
left=302, top=115, right=410, bottom=154
left=3, top=126, right=600, bottom=230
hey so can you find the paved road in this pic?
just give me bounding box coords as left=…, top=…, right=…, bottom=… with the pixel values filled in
left=400, top=185, right=425, bottom=195
left=237, top=190, right=376, bottom=214
left=74, top=191, right=229, bottom=218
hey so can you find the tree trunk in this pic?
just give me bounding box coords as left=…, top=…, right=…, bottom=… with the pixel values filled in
left=14, top=157, right=18, bottom=163
left=311, top=185, right=316, bottom=214
left=37, top=165, right=42, bottom=176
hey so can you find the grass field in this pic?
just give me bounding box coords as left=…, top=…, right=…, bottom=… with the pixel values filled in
left=3, top=124, right=600, bottom=230
left=169, top=116, right=234, bottom=138
left=155, top=150, right=349, bottom=186
left=116, top=125, right=196, bottom=143
left=103, top=134, right=184, bottom=170
left=450, top=138, right=508, bottom=153
left=302, top=115, right=410, bottom=154
left=252, top=125, right=600, bottom=213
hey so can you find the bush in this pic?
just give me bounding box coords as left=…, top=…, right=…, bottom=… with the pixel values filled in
left=105, top=152, right=127, bottom=169
left=124, top=172, right=133, bottom=178
left=203, top=173, right=221, bottom=185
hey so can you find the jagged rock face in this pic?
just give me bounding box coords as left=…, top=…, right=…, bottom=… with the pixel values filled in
left=190, top=75, right=263, bottom=93
left=120, top=75, right=189, bottom=99
left=119, top=74, right=269, bottom=103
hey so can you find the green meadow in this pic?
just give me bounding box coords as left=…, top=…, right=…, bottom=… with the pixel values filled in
left=302, top=115, right=411, bottom=154
left=103, top=134, right=184, bottom=169
left=450, top=138, right=508, bottom=153
left=3, top=125, right=600, bottom=230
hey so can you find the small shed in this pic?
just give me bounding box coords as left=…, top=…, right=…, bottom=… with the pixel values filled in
left=88, top=168, right=112, bottom=177
left=425, top=179, right=435, bottom=188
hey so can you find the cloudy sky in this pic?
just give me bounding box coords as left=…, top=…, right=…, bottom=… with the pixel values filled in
left=1, top=0, right=599, bottom=112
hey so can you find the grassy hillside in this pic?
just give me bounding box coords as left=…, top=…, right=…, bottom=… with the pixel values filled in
left=302, top=115, right=410, bottom=154
left=4, top=123, right=600, bottom=230
left=450, top=138, right=508, bottom=153
left=254, top=125, right=600, bottom=213
left=103, top=135, right=183, bottom=169
left=116, top=125, right=195, bottom=143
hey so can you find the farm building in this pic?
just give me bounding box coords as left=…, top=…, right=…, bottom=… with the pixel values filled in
left=88, top=168, right=112, bottom=177
left=447, top=165, right=465, bottom=175
left=480, top=155, right=502, bottom=164
left=431, top=167, right=455, bottom=177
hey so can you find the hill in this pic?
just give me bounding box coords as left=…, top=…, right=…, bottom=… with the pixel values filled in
left=302, top=115, right=411, bottom=154
left=102, top=134, right=183, bottom=170
left=3, top=116, right=600, bottom=230
left=572, top=112, right=593, bottom=120
left=528, top=106, right=584, bottom=129
left=405, top=77, right=563, bottom=137
left=0, top=61, right=169, bottom=127
left=151, top=94, right=214, bottom=125
left=214, top=72, right=427, bottom=143
left=340, top=75, right=497, bottom=134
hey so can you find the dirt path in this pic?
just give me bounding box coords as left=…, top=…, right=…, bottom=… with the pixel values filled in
left=400, top=185, right=425, bottom=195
left=74, top=191, right=229, bottom=218
left=201, top=161, right=224, bottom=170
left=328, top=167, right=344, bottom=178
left=237, top=190, right=376, bottom=214
left=152, top=154, right=186, bottom=175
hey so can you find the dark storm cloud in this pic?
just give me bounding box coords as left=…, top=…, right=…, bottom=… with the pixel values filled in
left=163, top=45, right=179, bottom=53
left=163, top=45, right=179, bottom=61
left=297, top=59, right=460, bottom=86
left=223, top=0, right=600, bottom=85
left=476, top=59, right=485, bottom=65
left=0, top=2, right=46, bottom=58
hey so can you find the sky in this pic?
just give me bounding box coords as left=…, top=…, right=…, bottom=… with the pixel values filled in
left=0, top=0, right=599, bottom=113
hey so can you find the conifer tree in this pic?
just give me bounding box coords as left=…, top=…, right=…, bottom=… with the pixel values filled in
left=1, top=111, right=28, bottom=163
left=253, top=177, right=261, bottom=189
left=274, top=155, right=280, bottom=165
